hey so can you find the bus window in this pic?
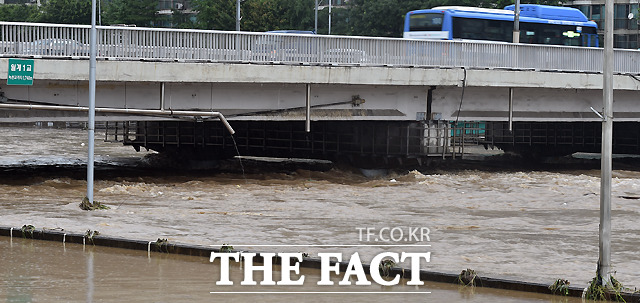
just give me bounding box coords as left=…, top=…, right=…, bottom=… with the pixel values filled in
left=409, top=13, right=444, bottom=31
left=522, top=31, right=536, bottom=44
left=452, top=17, right=511, bottom=42
left=519, top=23, right=586, bottom=46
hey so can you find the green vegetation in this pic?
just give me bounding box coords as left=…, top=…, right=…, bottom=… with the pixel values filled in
left=102, top=0, right=158, bottom=26
left=0, top=0, right=569, bottom=37
left=190, top=0, right=236, bottom=30
left=584, top=274, right=627, bottom=302
left=220, top=244, right=234, bottom=253
left=39, top=0, right=92, bottom=24
left=549, top=278, right=570, bottom=296
left=0, top=4, right=39, bottom=22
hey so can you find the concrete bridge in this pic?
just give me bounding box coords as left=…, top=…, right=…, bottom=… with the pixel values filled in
left=1, top=22, right=640, bottom=165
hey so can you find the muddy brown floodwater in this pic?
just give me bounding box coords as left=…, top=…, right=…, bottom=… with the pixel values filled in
left=1, top=126, right=639, bottom=300
left=0, top=237, right=583, bottom=302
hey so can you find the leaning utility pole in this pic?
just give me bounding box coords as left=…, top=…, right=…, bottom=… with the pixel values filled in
left=598, top=0, right=614, bottom=285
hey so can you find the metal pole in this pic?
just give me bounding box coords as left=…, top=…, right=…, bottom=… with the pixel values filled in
left=305, top=84, right=311, bottom=132
left=508, top=88, right=514, bottom=132
left=0, top=103, right=236, bottom=135
left=328, top=0, right=332, bottom=35
left=87, top=0, right=97, bottom=202
left=599, top=0, right=614, bottom=286
left=513, top=0, right=520, bottom=43
left=236, top=0, right=241, bottom=31
left=160, top=82, right=165, bottom=111
left=315, top=0, right=318, bottom=34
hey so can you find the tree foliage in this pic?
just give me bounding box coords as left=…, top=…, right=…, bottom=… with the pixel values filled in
left=0, top=0, right=568, bottom=35
left=170, top=9, right=198, bottom=28
left=39, top=0, right=91, bottom=24
left=190, top=0, right=316, bottom=32
left=191, top=0, right=236, bottom=30
left=103, top=0, right=158, bottom=26
left=0, top=4, right=40, bottom=22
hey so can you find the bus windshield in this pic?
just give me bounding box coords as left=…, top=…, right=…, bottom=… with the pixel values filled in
left=409, top=13, right=444, bottom=31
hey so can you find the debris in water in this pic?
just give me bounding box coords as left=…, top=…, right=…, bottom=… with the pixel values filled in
left=85, top=229, right=100, bottom=245
left=458, top=269, right=478, bottom=287
left=79, top=196, right=110, bottom=211
left=220, top=244, right=234, bottom=253
left=21, top=224, right=35, bottom=238
left=584, top=273, right=627, bottom=301
left=618, top=195, right=640, bottom=200
left=379, top=258, right=396, bottom=277
left=155, top=238, right=170, bottom=253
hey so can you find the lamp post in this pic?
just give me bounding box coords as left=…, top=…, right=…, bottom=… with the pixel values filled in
left=598, top=0, right=614, bottom=286
left=328, top=0, right=332, bottom=35
left=314, top=0, right=332, bottom=34
left=512, top=0, right=520, bottom=43
left=87, top=0, right=97, bottom=203
left=236, top=0, right=241, bottom=31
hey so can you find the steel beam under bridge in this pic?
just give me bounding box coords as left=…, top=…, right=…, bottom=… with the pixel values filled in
left=0, top=59, right=640, bottom=123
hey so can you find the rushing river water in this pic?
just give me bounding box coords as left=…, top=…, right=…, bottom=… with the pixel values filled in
left=1, top=126, right=639, bottom=300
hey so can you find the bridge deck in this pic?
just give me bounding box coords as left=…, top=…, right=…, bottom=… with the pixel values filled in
left=1, top=21, right=639, bottom=74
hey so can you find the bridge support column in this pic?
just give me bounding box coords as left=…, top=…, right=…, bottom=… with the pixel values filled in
left=427, top=86, right=436, bottom=120
left=160, top=82, right=166, bottom=111
left=305, top=84, right=311, bottom=133
left=509, top=88, right=514, bottom=132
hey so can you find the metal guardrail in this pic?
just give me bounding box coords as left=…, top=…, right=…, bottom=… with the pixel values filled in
left=104, top=120, right=486, bottom=159
left=0, top=21, right=639, bottom=74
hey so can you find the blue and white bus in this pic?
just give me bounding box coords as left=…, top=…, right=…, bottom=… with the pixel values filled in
left=403, top=4, right=599, bottom=47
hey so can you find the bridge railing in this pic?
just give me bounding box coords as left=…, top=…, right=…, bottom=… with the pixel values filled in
left=0, top=21, right=638, bottom=74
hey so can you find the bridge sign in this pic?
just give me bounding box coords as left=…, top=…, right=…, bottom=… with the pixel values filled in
left=7, top=59, right=34, bottom=85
